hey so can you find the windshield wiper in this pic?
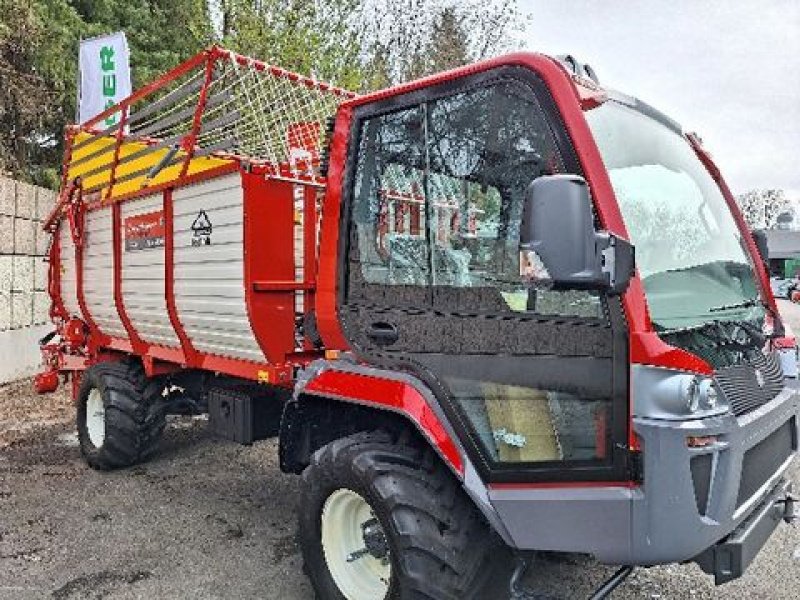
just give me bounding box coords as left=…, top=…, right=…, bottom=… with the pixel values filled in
left=657, top=315, right=772, bottom=350
left=708, top=298, right=760, bottom=313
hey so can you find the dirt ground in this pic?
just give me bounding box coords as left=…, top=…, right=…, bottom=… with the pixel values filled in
left=1, top=304, right=800, bottom=599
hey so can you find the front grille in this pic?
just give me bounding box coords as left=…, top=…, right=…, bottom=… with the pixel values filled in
left=736, top=418, right=795, bottom=507
left=715, top=351, right=784, bottom=416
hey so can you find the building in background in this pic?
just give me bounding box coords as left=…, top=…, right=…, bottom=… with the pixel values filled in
left=0, top=178, right=55, bottom=383
left=764, top=212, right=800, bottom=278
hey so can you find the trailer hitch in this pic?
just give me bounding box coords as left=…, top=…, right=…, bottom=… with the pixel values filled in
left=509, top=556, right=634, bottom=600
left=587, top=566, right=635, bottom=600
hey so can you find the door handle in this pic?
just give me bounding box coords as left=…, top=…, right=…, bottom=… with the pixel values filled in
left=366, top=322, right=399, bottom=345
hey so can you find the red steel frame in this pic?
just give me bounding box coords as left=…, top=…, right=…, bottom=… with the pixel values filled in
left=163, top=189, right=198, bottom=364
left=44, top=44, right=334, bottom=386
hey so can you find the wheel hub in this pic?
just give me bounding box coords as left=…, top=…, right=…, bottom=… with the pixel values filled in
left=361, top=518, right=389, bottom=560
left=85, top=388, right=106, bottom=448
left=321, top=488, right=391, bottom=600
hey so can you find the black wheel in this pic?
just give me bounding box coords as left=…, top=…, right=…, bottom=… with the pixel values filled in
left=77, top=360, right=166, bottom=470
left=298, top=430, right=499, bottom=600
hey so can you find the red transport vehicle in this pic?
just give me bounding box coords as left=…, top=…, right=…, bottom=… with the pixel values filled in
left=37, top=46, right=798, bottom=599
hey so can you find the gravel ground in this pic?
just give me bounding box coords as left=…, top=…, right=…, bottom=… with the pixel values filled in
left=1, top=304, right=799, bottom=599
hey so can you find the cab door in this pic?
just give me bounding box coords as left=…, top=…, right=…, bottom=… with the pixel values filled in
left=337, top=66, right=630, bottom=483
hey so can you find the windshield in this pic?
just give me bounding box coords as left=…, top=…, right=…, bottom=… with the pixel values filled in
left=585, top=100, right=764, bottom=331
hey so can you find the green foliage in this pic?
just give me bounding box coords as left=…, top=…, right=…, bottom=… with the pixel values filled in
left=1, top=0, right=213, bottom=186
left=0, top=0, right=61, bottom=182
left=357, top=0, right=527, bottom=87
left=213, top=0, right=364, bottom=90
left=2, top=0, right=526, bottom=187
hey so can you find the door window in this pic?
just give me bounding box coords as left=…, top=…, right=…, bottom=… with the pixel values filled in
left=348, top=79, right=602, bottom=318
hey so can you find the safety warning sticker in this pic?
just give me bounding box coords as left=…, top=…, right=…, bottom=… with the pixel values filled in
left=124, top=210, right=165, bottom=252
left=191, top=210, right=213, bottom=246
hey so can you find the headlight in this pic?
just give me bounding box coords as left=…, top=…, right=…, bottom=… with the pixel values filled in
left=685, top=378, right=701, bottom=412
left=703, top=381, right=718, bottom=409
left=633, top=366, right=730, bottom=420
left=684, top=377, right=717, bottom=413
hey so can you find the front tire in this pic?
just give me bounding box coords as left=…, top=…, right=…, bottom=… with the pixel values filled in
left=298, top=430, right=498, bottom=600
left=77, top=360, right=165, bottom=470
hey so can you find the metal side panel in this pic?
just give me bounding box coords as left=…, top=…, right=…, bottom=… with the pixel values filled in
left=83, top=207, right=127, bottom=338
left=120, top=193, right=181, bottom=348
left=59, top=225, right=81, bottom=318
left=173, top=173, right=264, bottom=363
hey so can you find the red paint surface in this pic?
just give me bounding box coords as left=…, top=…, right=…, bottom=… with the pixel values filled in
left=315, top=105, right=354, bottom=350
left=47, top=226, right=67, bottom=321
left=305, top=370, right=464, bottom=475
left=242, top=173, right=297, bottom=364
left=34, top=370, right=60, bottom=394
left=179, top=55, right=216, bottom=178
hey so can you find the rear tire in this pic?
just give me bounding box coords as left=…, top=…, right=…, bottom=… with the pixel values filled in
left=77, top=360, right=166, bottom=470
left=298, top=430, right=499, bottom=600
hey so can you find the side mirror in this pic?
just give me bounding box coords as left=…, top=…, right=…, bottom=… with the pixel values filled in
left=751, top=229, right=769, bottom=268
left=519, top=174, right=634, bottom=295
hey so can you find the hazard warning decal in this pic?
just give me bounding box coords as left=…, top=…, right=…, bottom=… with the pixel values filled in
left=124, top=210, right=165, bottom=252
left=191, top=210, right=212, bottom=246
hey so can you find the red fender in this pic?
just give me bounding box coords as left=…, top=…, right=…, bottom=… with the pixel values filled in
left=304, top=369, right=465, bottom=475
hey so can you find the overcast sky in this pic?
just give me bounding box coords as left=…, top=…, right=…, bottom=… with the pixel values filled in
left=519, top=1, right=800, bottom=198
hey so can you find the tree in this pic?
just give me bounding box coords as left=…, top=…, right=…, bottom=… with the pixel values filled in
left=209, top=0, right=364, bottom=90
left=0, top=0, right=213, bottom=187
left=357, top=0, right=526, bottom=88
left=1, top=0, right=527, bottom=187
left=736, top=189, right=792, bottom=230
left=0, top=0, right=67, bottom=186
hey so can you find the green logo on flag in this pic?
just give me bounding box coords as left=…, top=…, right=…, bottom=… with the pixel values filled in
left=100, top=45, right=117, bottom=126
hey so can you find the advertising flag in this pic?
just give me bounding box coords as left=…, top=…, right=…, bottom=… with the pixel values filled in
left=78, top=32, right=132, bottom=126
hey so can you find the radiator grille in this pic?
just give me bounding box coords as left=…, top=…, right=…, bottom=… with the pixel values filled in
left=714, top=351, right=784, bottom=417
left=736, top=418, right=795, bottom=507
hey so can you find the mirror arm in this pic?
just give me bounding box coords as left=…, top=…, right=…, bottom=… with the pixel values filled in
left=599, top=233, right=635, bottom=295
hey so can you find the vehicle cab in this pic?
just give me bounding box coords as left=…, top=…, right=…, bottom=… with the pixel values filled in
left=307, top=51, right=799, bottom=584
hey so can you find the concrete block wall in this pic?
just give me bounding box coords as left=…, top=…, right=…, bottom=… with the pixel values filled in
left=0, top=177, right=56, bottom=332
left=0, top=177, right=57, bottom=383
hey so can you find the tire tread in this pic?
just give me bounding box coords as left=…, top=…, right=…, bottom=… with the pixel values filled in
left=299, top=430, right=499, bottom=600
left=78, top=359, right=166, bottom=471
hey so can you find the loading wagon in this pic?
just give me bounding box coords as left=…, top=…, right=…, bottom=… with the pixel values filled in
left=36, top=46, right=798, bottom=599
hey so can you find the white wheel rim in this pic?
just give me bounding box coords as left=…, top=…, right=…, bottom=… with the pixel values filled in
left=321, top=489, right=391, bottom=600
left=86, top=388, right=105, bottom=448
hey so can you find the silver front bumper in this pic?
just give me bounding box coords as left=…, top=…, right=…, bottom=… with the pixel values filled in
left=487, top=383, right=799, bottom=567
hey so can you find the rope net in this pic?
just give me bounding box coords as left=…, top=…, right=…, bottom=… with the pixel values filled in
left=65, top=47, right=356, bottom=200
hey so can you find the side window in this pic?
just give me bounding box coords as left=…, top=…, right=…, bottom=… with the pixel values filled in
left=350, top=107, right=430, bottom=288
left=348, top=79, right=602, bottom=319
left=450, top=378, right=612, bottom=464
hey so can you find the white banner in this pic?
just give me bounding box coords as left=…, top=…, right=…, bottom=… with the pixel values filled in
left=78, top=32, right=132, bottom=126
